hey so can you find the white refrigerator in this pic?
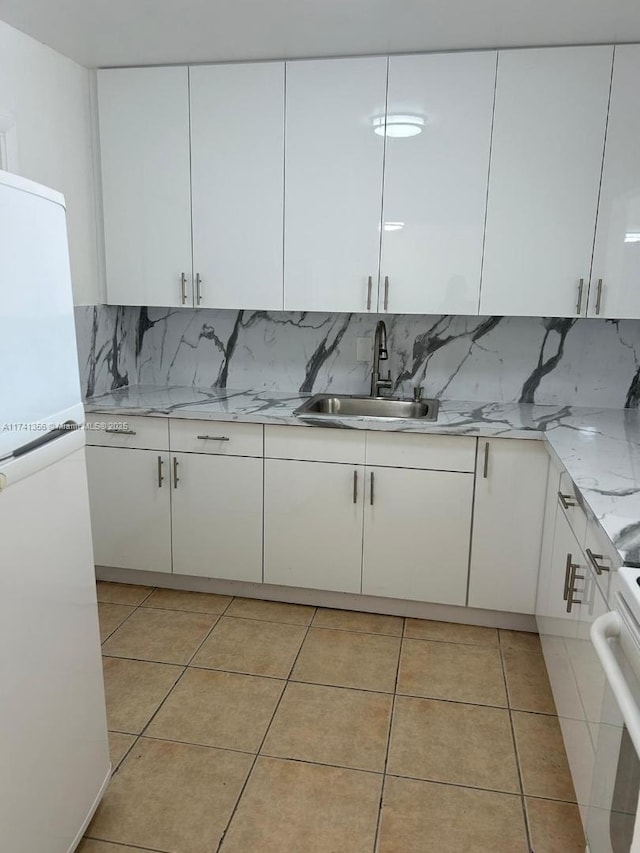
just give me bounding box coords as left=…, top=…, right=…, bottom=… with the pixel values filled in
left=0, top=170, right=110, bottom=852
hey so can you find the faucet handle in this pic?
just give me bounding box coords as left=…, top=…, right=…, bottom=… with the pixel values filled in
left=413, top=386, right=423, bottom=402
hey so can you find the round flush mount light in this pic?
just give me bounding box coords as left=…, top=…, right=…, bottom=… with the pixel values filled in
left=372, top=114, right=425, bottom=138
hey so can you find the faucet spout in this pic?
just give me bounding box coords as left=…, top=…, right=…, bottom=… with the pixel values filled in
left=371, top=321, right=393, bottom=397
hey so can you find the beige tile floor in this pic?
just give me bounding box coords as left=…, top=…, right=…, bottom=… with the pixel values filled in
left=79, top=582, right=586, bottom=853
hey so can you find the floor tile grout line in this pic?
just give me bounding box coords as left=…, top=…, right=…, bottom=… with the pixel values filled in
left=84, top=836, right=166, bottom=852
left=213, top=605, right=319, bottom=853
left=498, top=631, right=534, bottom=852
left=372, top=616, right=405, bottom=853
left=98, top=583, right=161, bottom=644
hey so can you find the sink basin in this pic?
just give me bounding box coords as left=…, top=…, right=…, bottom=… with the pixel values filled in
left=294, top=394, right=439, bottom=421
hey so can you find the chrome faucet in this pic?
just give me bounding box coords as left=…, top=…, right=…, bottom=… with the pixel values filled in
left=370, top=320, right=393, bottom=397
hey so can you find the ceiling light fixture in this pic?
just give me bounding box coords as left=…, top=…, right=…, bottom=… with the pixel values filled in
left=372, top=114, right=425, bottom=138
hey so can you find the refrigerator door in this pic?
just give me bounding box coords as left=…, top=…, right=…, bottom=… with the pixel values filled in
left=0, top=170, right=84, bottom=460
left=0, top=427, right=110, bottom=853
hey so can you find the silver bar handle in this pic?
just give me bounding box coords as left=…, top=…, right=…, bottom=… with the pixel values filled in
left=196, top=273, right=202, bottom=305
left=105, top=428, right=137, bottom=435
left=595, top=278, right=603, bottom=315
left=180, top=272, right=188, bottom=305
left=576, top=278, right=584, bottom=315
left=157, top=455, right=164, bottom=488
left=586, top=547, right=609, bottom=575
left=383, top=276, right=390, bottom=311
left=563, top=552, right=572, bottom=601
left=196, top=435, right=230, bottom=441
left=370, top=471, right=375, bottom=506
left=483, top=442, right=490, bottom=479
left=558, top=491, right=577, bottom=510
left=353, top=470, right=358, bottom=504
left=366, top=276, right=372, bottom=311
left=566, top=559, right=585, bottom=613
left=173, top=456, right=179, bottom=489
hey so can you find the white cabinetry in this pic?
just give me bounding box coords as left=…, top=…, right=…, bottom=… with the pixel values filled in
left=86, top=446, right=172, bottom=573
left=590, top=45, right=640, bottom=319
left=190, top=63, right=285, bottom=310
left=468, top=438, right=549, bottom=614
left=480, top=47, right=613, bottom=318
left=97, top=67, right=193, bottom=307
left=380, top=51, right=496, bottom=315
left=171, top=452, right=263, bottom=582
left=263, top=459, right=365, bottom=593
left=284, top=57, right=387, bottom=312
left=362, top=466, right=473, bottom=605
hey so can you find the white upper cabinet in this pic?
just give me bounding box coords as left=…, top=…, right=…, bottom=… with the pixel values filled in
left=480, top=47, right=613, bottom=318
left=590, top=45, right=640, bottom=319
left=190, top=63, right=285, bottom=310
left=98, top=67, right=193, bottom=307
left=284, top=57, right=387, bottom=312
left=380, top=52, right=496, bottom=315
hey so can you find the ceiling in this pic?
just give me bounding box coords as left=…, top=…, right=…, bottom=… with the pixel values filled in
left=1, top=0, right=640, bottom=69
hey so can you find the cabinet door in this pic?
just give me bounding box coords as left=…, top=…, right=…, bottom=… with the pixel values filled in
left=190, top=63, right=284, bottom=310
left=468, top=438, right=549, bottom=613
left=264, top=460, right=364, bottom=593
left=590, top=45, right=640, bottom=319
left=284, top=57, right=387, bottom=312
left=362, top=467, right=473, bottom=605
left=480, top=47, right=612, bottom=317
left=171, top=453, right=262, bottom=582
left=97, top=67, right=193, bottom=307
left=86, top=446, right=172, bottom=572
left=380, top=52, right=496, bottom=315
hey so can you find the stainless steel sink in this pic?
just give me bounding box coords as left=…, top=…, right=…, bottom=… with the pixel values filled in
left=294, top=394, right=439, bottom=421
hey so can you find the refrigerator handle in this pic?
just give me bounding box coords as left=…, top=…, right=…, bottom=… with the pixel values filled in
left=11, top=420, right=79, bottom=459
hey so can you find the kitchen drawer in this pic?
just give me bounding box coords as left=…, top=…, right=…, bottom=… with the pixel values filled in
left=169, top=419, right=263, bottom=457
left=85, top=414, right=169, bottom=450
left=584, top=517, right=621, bottom=604
left=264, top=425, right=366, bottom=464
left=365, top=431, right=476, bottom=472
left=558, top=471, right=588, bottom=545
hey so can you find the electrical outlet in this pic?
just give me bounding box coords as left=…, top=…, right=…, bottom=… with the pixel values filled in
left=356, top=337, right=372, bottom=362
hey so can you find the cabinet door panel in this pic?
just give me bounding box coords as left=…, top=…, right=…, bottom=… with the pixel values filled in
left=98, top=67, right=192, bottom=307
left=284, top=57, right=387, bottom=312
left=264, top=460, right=364, bottom=593
left=362, top=467, right=473, bottom=605
left=468, top=438, right=549, bottom=613
left=381, top=52, right=496, bottom=315
left=190, top=63, right=284, bottom=310
left=171, top=453, right=262, bottom=582
left=86, top=447, right=172, bottom=572
left=590, top=45, right=640, bottom=319
left=480, top=47, right=612, bottom=317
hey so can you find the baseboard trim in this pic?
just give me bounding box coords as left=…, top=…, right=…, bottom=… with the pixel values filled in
left=95, top=566, right=537, bottom=631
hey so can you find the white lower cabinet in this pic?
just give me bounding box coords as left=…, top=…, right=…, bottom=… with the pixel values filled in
left=263, top=459, right=365, bottom=593
left=86, top=446, right=172, bottom=573
left=468, top=438, right=549, bottom=614
left=171, top=452, right=263, bottom=582
left=362, top=466, right=473, bottom=605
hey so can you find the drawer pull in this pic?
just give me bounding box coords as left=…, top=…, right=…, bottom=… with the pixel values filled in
left=180, top=272, right=188, bottom=305
left=383, top=276, right=390, bottom=311
left=173, top=456, right=179, bottom=489
left=366, top=276, right=372, bottom=311
left=196, top=435, right=230, bottom=441
left=576, top=278, right=584, bottom=314
left=105, top=428, right=137, bottom=436
left=483, top=442, right=490, bottom=478
left=558, top=491, right=577, bottom=510
left=586, top=547, right=609, bottom=575
left=563, top=552, right=572, bottom=601
left=157, top=456, right=164, bottom=488
left=566, top=556, right=584, bottom=613
left=595, top=278, right=603, bottom=315
left=353, top=470, right=358, bottom=504
left=370, top=471, right=375, bottom=506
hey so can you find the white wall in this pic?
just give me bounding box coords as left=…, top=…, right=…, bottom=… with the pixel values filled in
left=0, top=19, right=102, bottom=304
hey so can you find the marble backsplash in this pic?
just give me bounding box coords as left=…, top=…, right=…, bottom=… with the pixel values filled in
left=74, top=305, right=640, bottom=408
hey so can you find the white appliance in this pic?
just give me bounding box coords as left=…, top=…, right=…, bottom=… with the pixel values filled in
left=0, top=170, right=110, bottom=852
left=589, top=566, right=640, bottom=853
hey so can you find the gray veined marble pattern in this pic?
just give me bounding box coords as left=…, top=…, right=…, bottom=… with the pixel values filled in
left=74, top=306, right=640, bottom=409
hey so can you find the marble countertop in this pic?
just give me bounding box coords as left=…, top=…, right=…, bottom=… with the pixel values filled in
left=85, top=384, right=640, bottom=568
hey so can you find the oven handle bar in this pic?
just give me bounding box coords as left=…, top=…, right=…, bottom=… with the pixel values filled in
left=591, top=611, right=640, bottom=757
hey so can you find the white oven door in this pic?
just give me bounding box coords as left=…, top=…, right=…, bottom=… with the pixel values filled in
left=589, top=611, right=640, bottom=853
